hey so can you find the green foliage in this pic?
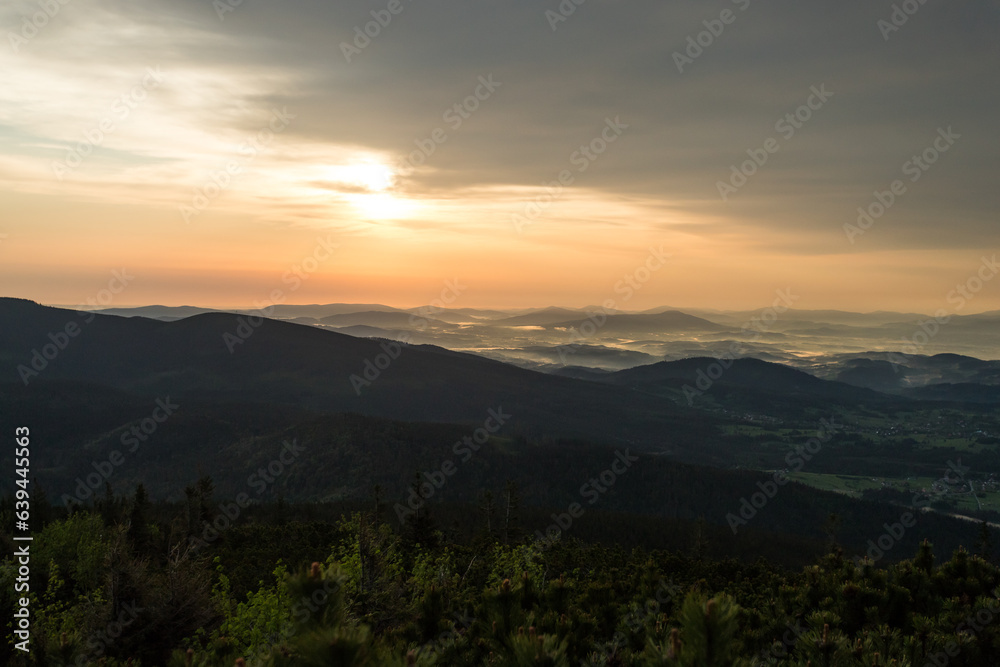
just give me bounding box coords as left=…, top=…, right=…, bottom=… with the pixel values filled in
left=211, top=560, right=293, bottom=658
left=33, top=512, right=110, bottom=596
left=9, top=502, right=1000, bottom=666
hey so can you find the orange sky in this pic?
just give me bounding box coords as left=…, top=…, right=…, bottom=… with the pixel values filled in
left=1, top=0, right=997, bottom=314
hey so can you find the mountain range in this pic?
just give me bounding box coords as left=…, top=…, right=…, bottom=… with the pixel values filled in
left=3, top=296, right=999, bottom=565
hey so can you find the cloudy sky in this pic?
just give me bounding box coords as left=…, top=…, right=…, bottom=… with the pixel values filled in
left=1, top=0, right=998, bottom=312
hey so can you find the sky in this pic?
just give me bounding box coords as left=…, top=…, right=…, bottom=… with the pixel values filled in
left=1, top=0, right=998, bottom=313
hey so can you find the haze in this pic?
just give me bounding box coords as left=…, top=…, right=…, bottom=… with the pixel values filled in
left=1, top=0, right=998, bottom=313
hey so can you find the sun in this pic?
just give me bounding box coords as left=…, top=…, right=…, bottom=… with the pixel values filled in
left=305, top=160, right=419, bottom=220
left=318, top=162, right=395, bottom=192
left=347, top=163, right=394, bottom=192
left=348, top=191, right=420, bottom=220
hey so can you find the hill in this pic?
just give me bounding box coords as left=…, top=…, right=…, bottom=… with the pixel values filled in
left=547, top=310, right=730, bottom=334
left=0, top=298, right=713, bottom=455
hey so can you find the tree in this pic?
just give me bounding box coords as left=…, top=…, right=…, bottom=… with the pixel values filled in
left=479, top=489, right=496, bottom=537
left=502, top=480, right=521, bottom=545
left=128, top=483, right=152, bottom=554
left=975, top=520, right=994, bottom=563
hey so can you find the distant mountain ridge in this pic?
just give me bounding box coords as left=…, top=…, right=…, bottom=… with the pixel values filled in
left=602, top=356, right=889, bottom=403
left=547, top=310, right=730, bottom=334
left=0, top=298, right=716, bottom=456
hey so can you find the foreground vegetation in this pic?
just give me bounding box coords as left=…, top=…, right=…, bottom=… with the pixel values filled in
left=4, top=485, right=1000, bottom=666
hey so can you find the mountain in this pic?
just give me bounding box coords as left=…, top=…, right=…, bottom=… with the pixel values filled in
left=491, top=307, right=587, bottom=326
left=4, top=297, right=999, bottom=570
left=90, top=303, right=409, bottom=322
left=834, top=358, right=906, bottom=393
left=599, top=356, right=894, bottom=411
left=263, top=303, right=404, bottom=318
left=403, top=306, right=510, bottom=323
left=516, top=344, right=657, bottom=369
left=318, top=310, right=455, bottom=329
left=0, top=382, right=982, bottom=568
left=815, top=352, right=1000, bottom=393
left=0, top=298, right=713, bottom=456
left=547, top=310, right=729, bottom=334
left=89, top=305, right=221, bottom=320
left=902, top=383, right=1000, bottom=404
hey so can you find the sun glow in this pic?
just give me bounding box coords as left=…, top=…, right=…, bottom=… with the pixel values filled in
left=301, top=160, right=419, bottom=220
left=346, top=191, right=420, bottom=220
left=319, top=162, right=395, bottom=192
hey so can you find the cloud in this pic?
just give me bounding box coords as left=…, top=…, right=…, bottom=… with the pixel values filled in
left=0, top=0, right=997, bottom=308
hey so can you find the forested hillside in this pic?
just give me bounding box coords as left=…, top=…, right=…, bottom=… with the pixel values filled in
left=3, top=492, right=999, bottom=666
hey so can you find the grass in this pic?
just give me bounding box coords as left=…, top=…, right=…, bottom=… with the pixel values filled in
left=783, top=472, right=1000, bottom=514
